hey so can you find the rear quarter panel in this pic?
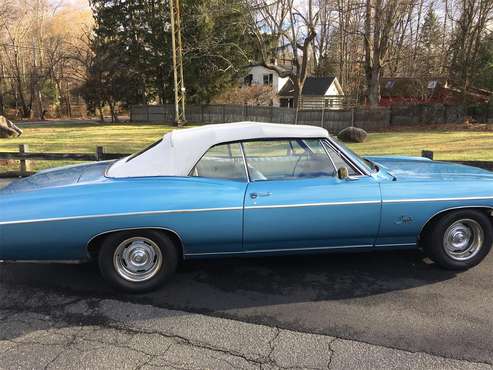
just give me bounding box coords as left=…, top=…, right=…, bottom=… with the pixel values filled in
left=0, top=177, right=247, bottom=260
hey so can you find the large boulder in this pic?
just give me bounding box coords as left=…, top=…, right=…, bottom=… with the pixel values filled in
left=0, top=116, right=22, bottom=138
left=337, top=126, right=367, bottom=143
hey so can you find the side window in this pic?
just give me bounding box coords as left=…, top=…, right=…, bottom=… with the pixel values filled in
left=263, top=73, right=273, bottom=86
left=244, top=74, right=253, bottom=86
left=191, top=143, right=247, bottom=181
left=242, top=139, right=336, bottom=181
left=288, top=140, right=305, bottom=155
left=323, top=142, right=359, bottom=176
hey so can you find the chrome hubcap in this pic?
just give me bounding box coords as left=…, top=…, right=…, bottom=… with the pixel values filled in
left=443, top=219, right=483, bottom=261
left=114, top=237, right=163, bottom=282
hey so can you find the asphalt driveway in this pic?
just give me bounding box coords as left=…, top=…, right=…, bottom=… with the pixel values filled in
left=1, top=248, right=493, bottom=365
left=1, top=179, right=493, bottom=366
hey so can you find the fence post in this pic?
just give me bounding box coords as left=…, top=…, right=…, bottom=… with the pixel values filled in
left=351, top=107, right=355, bottom=127
left=96, top=146, right=104, bottom=161
left=421, top=150, right=434, bottom=160
left=244, top=103, right=248, bottom=120
left=201, top=104, right=205, bottom=123
left=19, top=144, right=30, bottom=176
left=388, top=105, right=393, bottom=127
left=222, top=105, right=226, bottom=123
left=146, top=105, right=150, bottom=122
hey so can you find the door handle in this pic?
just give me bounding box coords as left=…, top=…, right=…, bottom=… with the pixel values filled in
left=250, top=192, right=271, bottom=199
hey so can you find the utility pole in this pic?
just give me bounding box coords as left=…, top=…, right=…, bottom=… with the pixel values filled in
left=169, top=0, right=186, bottom=126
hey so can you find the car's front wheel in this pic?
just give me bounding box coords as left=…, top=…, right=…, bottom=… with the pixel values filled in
left=423, top=209, right=493, bottom=270
left=98, top=230, right=178, bottom=293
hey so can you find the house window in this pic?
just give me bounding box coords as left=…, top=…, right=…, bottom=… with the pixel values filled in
left=428, top=80, right=437, bottom=89
left=280, top=98, right=294, bottom=108
left=244, top=74, right=253, bottom=86
left=385, top=80, right=395, bottom=89
left=263, top=74, right=273, bottom=86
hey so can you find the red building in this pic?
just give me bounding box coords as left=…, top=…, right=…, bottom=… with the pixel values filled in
left=378, top=77, right=491, bottom=106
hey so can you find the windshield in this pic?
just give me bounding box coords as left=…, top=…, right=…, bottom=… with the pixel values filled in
left=330, top=137, right=374, bottom=173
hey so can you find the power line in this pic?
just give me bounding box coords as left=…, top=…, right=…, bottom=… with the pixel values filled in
left=169, top=0, right=186, bottom=126
left=0, top=41, right=70, bottom=52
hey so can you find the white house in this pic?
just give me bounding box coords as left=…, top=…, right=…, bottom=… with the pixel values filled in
left=242, top=63, right=345, bottom=109
left=278, top=77, right=345, bottom=109
left=243, top=64, right=290, bottom=106
left=243, top=64, right=289, bottom=93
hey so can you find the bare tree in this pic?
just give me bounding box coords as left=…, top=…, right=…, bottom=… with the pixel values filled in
left=245, top=0, right=318, bottom=110
left=329, top=0, right=366, bottom=96
left=0, top=0, right=92, bottom=119
left=0, top=0, right=14, bottom=116
left=448, top=0, right=493, bottom=102
left=363, top=0, right=414, bottom=106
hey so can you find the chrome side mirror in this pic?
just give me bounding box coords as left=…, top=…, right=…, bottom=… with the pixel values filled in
left=337, top=167, right=349, bottom=180
left=337, top=166, right=358, bottom=181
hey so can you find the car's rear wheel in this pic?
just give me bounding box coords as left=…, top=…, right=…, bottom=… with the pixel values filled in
left=423, top=209, right=493, bottom=270
left=98, top=230, right=178, bottom=293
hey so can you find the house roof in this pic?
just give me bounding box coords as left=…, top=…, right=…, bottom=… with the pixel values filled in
left=380, top=77, right=492, bottom=99
left=380, top=77, right=447, bottom=98
left=278, top=77, right=336, bottom=96
left=107, top=122, right=329, bottom=178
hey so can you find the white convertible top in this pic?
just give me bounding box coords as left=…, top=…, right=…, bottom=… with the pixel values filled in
left=107, top=121, right=329, bottom=178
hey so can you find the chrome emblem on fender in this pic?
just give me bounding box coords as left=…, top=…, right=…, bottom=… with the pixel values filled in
left=396, top=216, right=414, bottom=225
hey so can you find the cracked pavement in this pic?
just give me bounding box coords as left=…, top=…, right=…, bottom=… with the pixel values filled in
left=0, top=287, right=490, bottom=370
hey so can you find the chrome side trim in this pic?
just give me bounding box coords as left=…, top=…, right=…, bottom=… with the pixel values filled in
left=184, top=244, right=374, bottom=256
left=86, top=227, right=185, bottom=255
left=374, top=243, right=417, bottom=247
left=0, top=206, right=243, bottom=226
left=0, top=259, right=85, bottom=264
left=418, top=205, right=493, bottom=237
left=245, top=200, right=380, bottom=210
left=384, top=196, right=493, bottom=204
left=8, top=197, right=491, bottom=226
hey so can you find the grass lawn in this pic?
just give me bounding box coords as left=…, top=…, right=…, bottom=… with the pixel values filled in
left=348, top=131, right=493, bottom=161
left=1, top=121, right=493, bottom=172
left=0, top=122, right=178, bottom=172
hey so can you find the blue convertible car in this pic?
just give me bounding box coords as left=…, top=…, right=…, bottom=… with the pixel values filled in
left=1, top=122, right=493, bottom=292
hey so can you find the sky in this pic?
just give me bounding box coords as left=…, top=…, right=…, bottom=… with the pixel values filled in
left=49, top=0, right=89, bottom=10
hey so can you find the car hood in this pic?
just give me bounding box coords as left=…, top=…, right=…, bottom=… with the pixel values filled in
left=0, top=161, right=112, bottom=193
left=365, top=155, right=493, bottom=182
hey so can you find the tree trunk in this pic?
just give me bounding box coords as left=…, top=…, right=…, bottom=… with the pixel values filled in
left=293, top=81, right=301, bottom=109
left=367, top=67, right=381, bottom=107
left=293, top=80, right=306, bottom=124
left=0, top=90, right=4, bottom=116
left=15, top=82, right=30, bottom=118
left=108, top=101, right=119, bottom=123
left=98, top=103, right=105, bottom=122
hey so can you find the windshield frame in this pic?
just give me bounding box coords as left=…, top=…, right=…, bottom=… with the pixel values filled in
left=325, top=136, right=373, bottom=175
